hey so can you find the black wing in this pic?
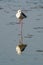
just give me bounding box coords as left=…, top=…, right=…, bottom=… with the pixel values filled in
left=22, top=12, right=27, bottom=18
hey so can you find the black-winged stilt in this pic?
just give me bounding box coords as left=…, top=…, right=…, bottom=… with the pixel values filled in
left=16, top=10, right=27, bottom=22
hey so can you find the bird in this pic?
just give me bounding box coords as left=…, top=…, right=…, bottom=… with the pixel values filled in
left=16, top=10, right=27, bottom=23
left=16, top=43, right=27, bottom=55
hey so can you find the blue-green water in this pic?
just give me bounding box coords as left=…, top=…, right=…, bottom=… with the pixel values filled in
left=0, top=0, right=43, bottom=65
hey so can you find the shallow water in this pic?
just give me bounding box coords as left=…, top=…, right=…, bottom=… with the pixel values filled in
left=0, top=0, right=43, bottom=65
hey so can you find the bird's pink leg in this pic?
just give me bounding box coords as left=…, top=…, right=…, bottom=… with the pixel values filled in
left=21, top=21, right=23, bottom=44
left=19, top=20, right=23, bottom=44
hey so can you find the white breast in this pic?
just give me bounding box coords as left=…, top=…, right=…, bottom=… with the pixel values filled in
left=16, top=12, right=21, bottom=19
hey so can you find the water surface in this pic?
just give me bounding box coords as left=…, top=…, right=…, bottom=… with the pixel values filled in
left=0, top=0, right=43, bottom=65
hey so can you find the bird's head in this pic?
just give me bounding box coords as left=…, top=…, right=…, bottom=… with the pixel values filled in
left=18, top=10, right=21, bottom=13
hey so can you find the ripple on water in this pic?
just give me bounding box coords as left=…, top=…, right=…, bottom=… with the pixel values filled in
left=4, top=10, right=10, bottom=14
left=33, top=27, right=43, bottom=30
left=0, top=7, right=4, bottom=10
left=36, top=18, right=40, bottom=21
left=36, top=50, right=43, bottom=52
left=6, top=22, right=16, bottom=25
left=33, top=27, right=43, bottom=33
left=6, top=21, right=22, bottom=26
left=0, top=0, right=3, bottom=1
left=37, top=30, right=43, bottom=33
left=33, top=2, right=38, bottom=5
left=34, top=57, right=38, bottom=61
left=30, top=6, right=38, bottom=9
left=10, top=58, right=15, bottom=62
left=24, top=34, right=33, bottom=38
left=31, top=5, right=43, bottom=9
left=39, top=5, right=43, bottom=9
